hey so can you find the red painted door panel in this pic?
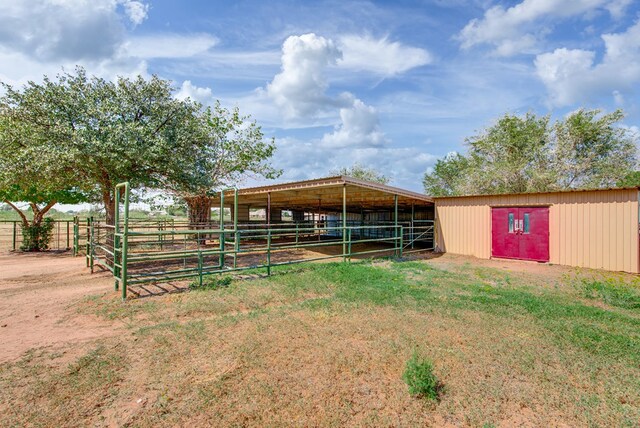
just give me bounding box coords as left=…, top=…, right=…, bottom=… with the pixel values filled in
left=491, top=208, right=520, bottom=259
left=491, top=207, right=549, bottom=262
left=518, top=207, right=549, bottom=262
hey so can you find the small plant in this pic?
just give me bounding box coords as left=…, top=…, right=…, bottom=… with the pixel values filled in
left=20, top=218, right=55, bottom=251
left=189, top=275, right=233, bottom=290
left=402, top=351, right=441, bottom=401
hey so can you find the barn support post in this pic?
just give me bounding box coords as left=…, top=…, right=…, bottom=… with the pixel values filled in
left=317, top=198, right=321, bottom=241
left=343, top=184, right=347, bottom=262
left=411, top=203, right=415, bottom=249
left=219, top=190, right=225, bottom=269
left=394, top=194, right=399, bottom=257
left=267, top=192, right=271, bottom=227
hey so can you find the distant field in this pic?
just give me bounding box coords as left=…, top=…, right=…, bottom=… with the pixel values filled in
left=0, top=255, right=638, bottom=427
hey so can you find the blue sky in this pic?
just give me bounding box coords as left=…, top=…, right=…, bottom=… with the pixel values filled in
left=1, top=0, right=639, bottom=192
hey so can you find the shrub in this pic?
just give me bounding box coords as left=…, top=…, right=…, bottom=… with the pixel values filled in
left=20, top=218, right=55, bottom=251
left=402, top=351, right=441, bottom=401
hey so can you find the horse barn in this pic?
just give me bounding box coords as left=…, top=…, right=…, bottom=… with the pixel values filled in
left=216, top=175, right=434, bottom=229
left=94, top=176, right=436, bottom=298
left=434, top=187, right=640, bottom=273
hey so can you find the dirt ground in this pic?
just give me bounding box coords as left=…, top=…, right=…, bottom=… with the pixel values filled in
left=0, top=252, right=122, bottom=362
left=0, top=249, right=627, bottom=363
left=0, top=249, right=638, bottom=427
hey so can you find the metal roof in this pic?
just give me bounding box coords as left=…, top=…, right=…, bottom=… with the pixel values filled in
left=431, top=186, right=640, bottom=200
left=214, top=176, right=433, bottom=212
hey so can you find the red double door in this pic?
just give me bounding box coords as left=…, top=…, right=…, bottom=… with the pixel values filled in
left=491, top=207, right=549, bottom=262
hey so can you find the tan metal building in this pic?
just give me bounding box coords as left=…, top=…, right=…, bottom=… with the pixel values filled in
left=434, top=187, right=640, bottom=273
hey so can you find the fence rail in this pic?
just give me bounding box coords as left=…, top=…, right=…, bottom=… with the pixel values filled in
left=0, top=219, right=76, bottom=251
left=78, top=182, right=435, bottom=300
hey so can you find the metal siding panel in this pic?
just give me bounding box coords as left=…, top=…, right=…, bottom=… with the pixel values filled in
left=623, top=194, right=631, bottom=272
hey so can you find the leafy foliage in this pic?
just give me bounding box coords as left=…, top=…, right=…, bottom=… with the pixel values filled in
left=423, top=109, right=637, bottom=196
left=616, top=171, right=640, bottom=188
left=330, top=162, right=390, bottom=184
left=402, top=351, right=440, bottom=400
left=0, top=67, right=200, bottom=223
left=1, top=68, right=280, bottom=227
left=422, top=153, right=470, bottom=196
left=20, top=217, right=55, bottom=251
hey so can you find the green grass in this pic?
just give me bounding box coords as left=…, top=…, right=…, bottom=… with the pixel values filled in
left=3, top=258, right=640, bottom=427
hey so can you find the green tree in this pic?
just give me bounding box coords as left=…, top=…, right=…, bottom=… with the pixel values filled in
left=422, top=153, right=470, bottom=196
left=1, top=67, right=199, bottom=224
left=162, top=102, right=281, bottom=225
left=331, top=162, right=390, bottom=184
left=423, top=109, right=637, bottom=196
left=465, top=112, right=553, bottom=194
left=617, top=171, right=640, bottom=188
left=553, top=109, right=637, bottom=189
left=0, top=108, right=86, bottom=250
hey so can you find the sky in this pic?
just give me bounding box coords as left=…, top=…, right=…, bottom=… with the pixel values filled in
left=1, top=0, right=639, bottom=193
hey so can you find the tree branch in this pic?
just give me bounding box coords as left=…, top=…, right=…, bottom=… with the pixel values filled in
left=3, top=199, right=29, bottom=227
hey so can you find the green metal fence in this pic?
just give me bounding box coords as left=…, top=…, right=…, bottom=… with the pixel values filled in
left=89, top=182, right=434, bottom=300
left=0, top=219, right=76, bottom=251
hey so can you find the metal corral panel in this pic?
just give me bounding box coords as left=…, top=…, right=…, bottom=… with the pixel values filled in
left=435, top=188, right=639, bottom=273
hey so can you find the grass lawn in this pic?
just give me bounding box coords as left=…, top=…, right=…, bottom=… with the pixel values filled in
left=1, top=258, right=639, bottom=427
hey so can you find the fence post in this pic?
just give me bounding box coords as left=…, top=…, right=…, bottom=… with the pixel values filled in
left=398, top=226, right=404, bottom=258
left=234, top=230, right=240, bottom=269
left=12, top=221, right=17, bottom=251
left=347, top=228, right=352, bottom=262
left=198, top=249, right=203, bottom=287
left=66, top=221, right=70, bottom=250
left=267, top=228, right=272, bottom=276
left=89, top=217, right=95, bottom=273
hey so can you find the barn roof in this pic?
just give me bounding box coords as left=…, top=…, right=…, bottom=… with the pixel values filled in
left=214, top=176, right=433, bottom=212
left=431, top=186, right=640, bottom=200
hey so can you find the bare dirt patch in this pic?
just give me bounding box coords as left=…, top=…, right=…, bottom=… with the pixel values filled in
left=0, top=251, right=123, bottom=362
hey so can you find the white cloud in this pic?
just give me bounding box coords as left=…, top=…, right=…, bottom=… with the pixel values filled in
left=121, top=0, right=149, bottom=25
left=124, top=33, right=218, bottom=59
left=337, top=34, right=432, bottom=76
left=321, top=98, right=388, bottom=148
left=175, top=80, right=213, bottom=104
left=266, top=33, right=343, bottom=119
left=0, top=0, right=129, bottom=61
left=458, top=0, right=629, bottom=56
left=270, top=137, right=435, bottom=191
left=535, top=20, right=640, bottom=106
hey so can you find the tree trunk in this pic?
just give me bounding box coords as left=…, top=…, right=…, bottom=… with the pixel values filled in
left=185, top=195, right=213, bottom=244
left=185, top=195, right=213, bottom=227
left=103, top=191, right=116, bottom=226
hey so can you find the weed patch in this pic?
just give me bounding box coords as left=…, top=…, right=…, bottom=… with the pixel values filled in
left=579, top=278, right=640, bottom=309
left=402, top=351, right=441, bottom=401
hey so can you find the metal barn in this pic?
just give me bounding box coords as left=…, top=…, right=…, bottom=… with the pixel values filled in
left=434, top=187, right=640, bottom=273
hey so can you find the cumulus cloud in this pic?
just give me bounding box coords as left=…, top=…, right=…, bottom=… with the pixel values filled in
left=534, top=20, right=640, bottom=106
left=175, top=80, right=213, bottom=104
left=321, top=99, right=388, bottom=148
left=0, top=0, right=131, bottom=61
left=266, top=33, right=343, bottom=119
left=337, top=34, right=432, bottom=76
left=124, top=33, right=218, bottom=59
left=121, top=0, right=149, bottom=25
left=458, top=0, right=630, bottom=56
